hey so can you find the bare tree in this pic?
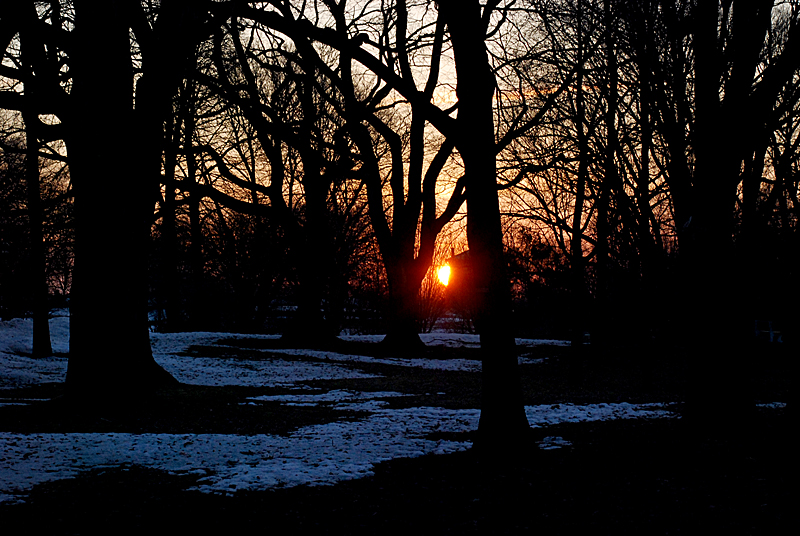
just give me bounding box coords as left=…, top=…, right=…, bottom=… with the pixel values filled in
left=435, top=0, right=532, bottom=447
left=0, top=1, right=230, bottom=396
left=22, top=111, right=53, bottom=356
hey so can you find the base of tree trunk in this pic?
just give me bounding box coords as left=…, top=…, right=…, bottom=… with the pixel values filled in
left=66, top=358, right=179, bottom=403
left=378, top=331, right=426, bottom=356
left=31, top=312, right=53, bottom=358
left=280, top=329, right=342, bottom=350
left=472, top=421, right=534, bottom=459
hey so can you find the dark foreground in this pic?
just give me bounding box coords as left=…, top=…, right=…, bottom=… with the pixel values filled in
left=0, top=340, right=793, bottom=535
left=1, top=411, right=791, bottom=535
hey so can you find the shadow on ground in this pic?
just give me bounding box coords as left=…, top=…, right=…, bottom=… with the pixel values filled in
left=1, top=411, right=790, bottom=535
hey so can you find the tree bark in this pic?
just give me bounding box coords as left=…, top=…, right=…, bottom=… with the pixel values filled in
left=680, top=0, right=773, bottom=423
left=17, top=1, right=53, bottom=357
left=439, top=0, right=529, bottom=450
left=160, top=111, right=182, bottom=331
left=23, top=112, right=53, bottom=358
left=380, top=257, right=427, bottom=352
left=65, top=2, right=177, bottom=396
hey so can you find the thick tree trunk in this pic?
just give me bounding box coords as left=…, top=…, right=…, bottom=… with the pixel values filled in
left=280, top=172, right=340, bottom=345
left=440, top=1, right=529, bottom=450
left=282, top=259, right=337, bottom=345
left=380, top=259, right=426, bottom=353
left=680, top=1, right=764, bottom=425
left=65, top=2, right=177, bottom=396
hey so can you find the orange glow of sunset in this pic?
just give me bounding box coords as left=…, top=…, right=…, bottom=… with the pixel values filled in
left=437, top=265, right=451, bottom=286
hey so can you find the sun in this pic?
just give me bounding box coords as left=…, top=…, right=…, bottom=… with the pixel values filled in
left=437, top=265, right=451, bottom=286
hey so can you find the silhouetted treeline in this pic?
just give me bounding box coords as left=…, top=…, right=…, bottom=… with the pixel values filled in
left=0, top=120, right=72, bottom=323
left=2, top=1, right=798, bottom=340
left=1, top=2, right=798, bottom=426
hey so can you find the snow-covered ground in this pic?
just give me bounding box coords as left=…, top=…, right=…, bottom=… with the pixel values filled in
left=1, top=314, right=677, bottom=505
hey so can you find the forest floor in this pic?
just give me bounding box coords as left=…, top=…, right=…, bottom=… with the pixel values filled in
left=0, top=327, right=794, bottom=535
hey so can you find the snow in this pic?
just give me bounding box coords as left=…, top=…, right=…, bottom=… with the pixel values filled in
left=0, top=312, right=70, bottom=389
left=256, top=347, right=485, bottom=372
left=0, top=314, right=681, bottom=505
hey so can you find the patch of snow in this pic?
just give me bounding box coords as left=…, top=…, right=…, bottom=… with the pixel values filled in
left=518, top=357, right=548, bottom=365
left=0, top=401, right=678, bottom=504
left=156, top=354, right=378, bottom=388
left=0, top=315, right=777, bottom=507
left=1, top=318, right=564, bottom=392
left=259, top=347, right=483, bottom=372
left=0, top=315, right=69, bottom=357
left=420, top=333, right=482, bottom=348
left=0, top=316, right=69, bottom=389
left=538, top=436, right=572, bottom=450
left=248, top=389, right=411, bottom=406
left=0, top=353, right=68, bottom=390
left=340, top=332, right=572, bottom=349
left=515, top=338, right=572, bottom=348
left=756, top=402, right=787, bottom=409
left=149, top=331, right=281, bottom=356
left=525, top=402, right=675, bottom=427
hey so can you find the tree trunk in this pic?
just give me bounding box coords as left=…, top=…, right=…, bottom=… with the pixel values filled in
left=570, top=21, right=589, bottom=347
left=439, top=0, right=529, bottom=450
left=280, top=169, right=339, bottom=345
left=184, top=82, right=207, bottom=331
left=283, top=158, right=338, bottom=343
left=680, top=1, right=764, bottom=424
left=380, top=258, right=426, bottom=353
left=187, top=189, right=204, bottom=329
left=23, top=112, right=53, bottom=357
left=160, top=113, right=182, bottom=331
left=18, top=4, right=53, bottom=357
left=282, top=257, right=336, bottom=345
left=65, top=2, right=177, bottom=397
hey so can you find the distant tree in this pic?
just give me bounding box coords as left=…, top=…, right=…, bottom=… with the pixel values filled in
left=22, top=110, right=53, bottom=356
left=0, top=3, right=73, bottom=354
left=266, top=0, right=466, bottom=349
left=0, top=131, right=29, bottom=320
left=0, top=116, right=72, bottom=319
left=186, top=2, right=464, bottom=348
left=567, top=0, right=800, bottom=416
left=209, top=0, right=536, bottom=445
left=184, top=14, right=372, bottom=341
left=504, top=225, right=572, bottom=339
left=521, top=0, right=800, bottom=410
left=328, top=2, right=465, bottom=350
left=17, top=4, right=55, bottom=354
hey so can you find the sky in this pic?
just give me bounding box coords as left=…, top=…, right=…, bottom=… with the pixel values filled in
left=0, top=312, right=684, bottom=505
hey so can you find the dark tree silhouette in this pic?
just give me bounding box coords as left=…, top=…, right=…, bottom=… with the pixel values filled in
left=64, top=1, right=182, bottom=395
left=326, top=1, right=464, bottom=351
left=0, top=1, right=232, bottom=395
left=22, top=111, right=52, bottom=357
left=186, top=14, right=370, bottom=341
left=0, top=134, right=30, bottom=320
left=0, top=2, right=60, bottom=355
left=216, top=0, right=533, bottom=445
left=211, top=2, right=468, bottom=349
left=679, top=0, right=800, bottom=418
left=436, top=0, right=530, bottom=447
